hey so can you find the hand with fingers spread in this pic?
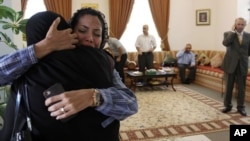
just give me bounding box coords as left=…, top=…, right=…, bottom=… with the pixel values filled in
left=34, top=17, right=78, bottom=59
left=0, top=18, right=78, bottom=86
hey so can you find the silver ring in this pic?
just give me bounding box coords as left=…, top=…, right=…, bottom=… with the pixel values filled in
left=60, top=107, right=65, bottom=113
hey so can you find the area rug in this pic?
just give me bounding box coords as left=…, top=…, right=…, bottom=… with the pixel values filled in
left=119, top=85, right=250, bottom=141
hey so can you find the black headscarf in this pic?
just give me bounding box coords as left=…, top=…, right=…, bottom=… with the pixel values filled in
left=26, top=11, right=70, bottom=46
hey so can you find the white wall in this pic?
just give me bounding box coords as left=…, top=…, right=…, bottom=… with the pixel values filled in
left=168, top=0, right=246, bottom=51
left=168, top=0, right=196, bottom=50
left=192, top=0, right=217, bottom=51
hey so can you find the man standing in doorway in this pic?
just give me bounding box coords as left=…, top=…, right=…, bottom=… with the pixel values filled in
left=135, top=24, right=157, bottom=73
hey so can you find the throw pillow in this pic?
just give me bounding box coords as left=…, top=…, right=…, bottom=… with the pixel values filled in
left=197, top=52, right=210, bottom=66
left=210, top=53, right=223, bottom=68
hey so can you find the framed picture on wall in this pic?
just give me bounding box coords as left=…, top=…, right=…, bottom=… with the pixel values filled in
left=196, top=9, right=210, bottom=25
left=81, top=3, right=99, bottom=10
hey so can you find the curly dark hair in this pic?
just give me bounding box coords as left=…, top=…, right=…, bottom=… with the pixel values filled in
left=69, top=7, right=108, bottom=49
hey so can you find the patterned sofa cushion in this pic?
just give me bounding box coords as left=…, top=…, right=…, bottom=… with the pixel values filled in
left=210, top=53, right=223, bottom=68
left=126, top=50, right=225, bottom=69
left=197, top=65, right=224, bottom=78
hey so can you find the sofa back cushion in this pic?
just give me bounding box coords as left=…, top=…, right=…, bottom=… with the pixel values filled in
left=210, top=53, right=223, bottom=68
left=197, top=52, right=210, bottom=66
left=126, top=50, right=225, bottom=68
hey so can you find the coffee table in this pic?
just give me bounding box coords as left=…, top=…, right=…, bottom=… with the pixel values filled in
left=126, top=70, right=177, bottom=92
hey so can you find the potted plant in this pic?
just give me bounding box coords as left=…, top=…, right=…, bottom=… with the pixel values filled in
left=0, top=0, right=28, bottom=120
left=0, top=0, right=28, bottom=50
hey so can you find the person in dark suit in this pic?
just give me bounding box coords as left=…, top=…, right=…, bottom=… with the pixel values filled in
left=221, top=17, right=250, bottom=116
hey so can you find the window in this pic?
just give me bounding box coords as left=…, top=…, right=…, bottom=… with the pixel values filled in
left=120, top=0, right=161, bottom=52
left=24, top=0, right=46, bottom=19
left=24, top=0, right=160, bottom=52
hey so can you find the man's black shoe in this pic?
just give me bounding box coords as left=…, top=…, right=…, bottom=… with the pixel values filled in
left=237, top=109, right=247, bottom=116
left=182, top=80, right=190, bottom=84
left=182, top=81, right=190, bottom=84
left=185, top=78, right=190, bottom=84
left=222, top=107, right=232, bottom=113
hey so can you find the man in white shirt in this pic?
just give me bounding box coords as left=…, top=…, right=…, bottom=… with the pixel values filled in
left=135, top=24, right=157, bottom=72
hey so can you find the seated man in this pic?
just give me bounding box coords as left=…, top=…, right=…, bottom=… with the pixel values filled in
left=176, top=43, right=196, bottom=84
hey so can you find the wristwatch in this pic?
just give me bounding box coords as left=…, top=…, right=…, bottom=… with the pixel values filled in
left=93, top=89, right=102, bottom=107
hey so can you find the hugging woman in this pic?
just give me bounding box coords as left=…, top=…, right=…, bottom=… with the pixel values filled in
left=0, top=8, right=137, bottom=141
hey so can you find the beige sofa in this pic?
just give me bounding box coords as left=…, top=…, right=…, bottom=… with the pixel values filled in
left=124, top=50, right=250, bottom=102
